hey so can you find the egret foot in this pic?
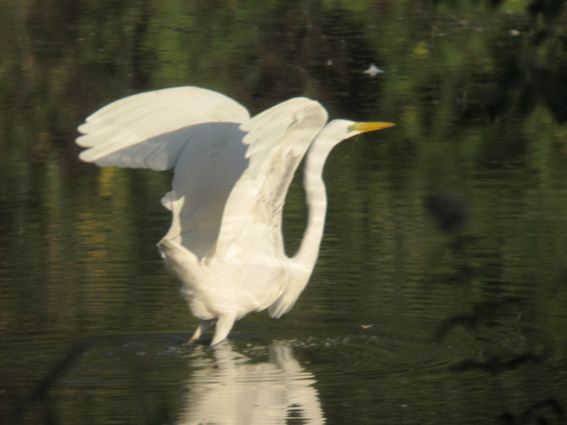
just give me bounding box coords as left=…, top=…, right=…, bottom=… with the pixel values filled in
left=210, top=314, right=236, bottom=346
left=189, top=319, right=215, bottom=343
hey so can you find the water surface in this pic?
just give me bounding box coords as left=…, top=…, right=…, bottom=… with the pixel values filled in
left=1, top=1, right=566, bottom=424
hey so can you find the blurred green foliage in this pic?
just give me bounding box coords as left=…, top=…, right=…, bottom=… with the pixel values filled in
left=1, top=0, right=566, bottom=349
left=0, top=1, right=566, bottom=423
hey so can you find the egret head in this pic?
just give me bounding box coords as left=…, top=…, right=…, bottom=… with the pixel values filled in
left=321, top=119, right=394, bottom=148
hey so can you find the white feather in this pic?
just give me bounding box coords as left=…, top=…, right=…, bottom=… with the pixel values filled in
left=76, top=86, right=393, bottom=345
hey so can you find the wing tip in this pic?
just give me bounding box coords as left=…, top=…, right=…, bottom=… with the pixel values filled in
left=78, top=149, right=94, bottom=163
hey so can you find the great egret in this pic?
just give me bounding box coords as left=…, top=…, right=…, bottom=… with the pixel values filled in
left=77, top=87, right=394, bottom=346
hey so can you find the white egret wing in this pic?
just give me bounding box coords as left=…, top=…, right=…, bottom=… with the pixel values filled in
left=162, top=122, right=250, bottom=258
left=213, top=98, right=328, bottom=261
left=77, top=86, right=250, bottom=170
left=76, top=87, right=251, bottom=259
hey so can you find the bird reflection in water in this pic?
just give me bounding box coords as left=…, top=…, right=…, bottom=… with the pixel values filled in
left=177, top=343, right=325, bottom=425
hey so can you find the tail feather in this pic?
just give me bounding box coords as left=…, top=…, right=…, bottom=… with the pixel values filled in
left=268, top=285, right=305, bottom=319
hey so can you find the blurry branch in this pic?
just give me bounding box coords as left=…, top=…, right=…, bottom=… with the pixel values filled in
left=8, top=338, right=93, bottom=424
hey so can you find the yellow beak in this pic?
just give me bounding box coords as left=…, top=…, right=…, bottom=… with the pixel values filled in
left=349, top=122, right=395, bottom=133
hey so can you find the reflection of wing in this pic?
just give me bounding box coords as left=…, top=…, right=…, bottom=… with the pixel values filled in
left=76, top=87, right=251, bottom=258
left=179, top=343, right=326, bottom=425
left=214, top=98, right=328, bottom=261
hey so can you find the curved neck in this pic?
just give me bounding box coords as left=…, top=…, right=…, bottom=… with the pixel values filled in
left=293, top=140, right=334, bottom=270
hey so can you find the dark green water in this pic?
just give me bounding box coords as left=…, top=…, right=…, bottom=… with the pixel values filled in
left=1, top=1, right=566, bottom=424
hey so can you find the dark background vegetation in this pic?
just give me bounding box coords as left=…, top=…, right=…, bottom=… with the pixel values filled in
left=1, top=1, right=566, bottom=424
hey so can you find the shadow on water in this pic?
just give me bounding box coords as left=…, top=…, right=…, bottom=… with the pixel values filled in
left=4, top=336, right=327, bottom=425
left=1, top=0, right=567, bottom=424
left=498, top=399, right=566, bottom=425
left=3, top=336, right=174, bottom=425
left=7, top=338, right=92, bottom=424
left=5, top=328, right=566, bottom=424
left=423, top=190, right=567, bottom=425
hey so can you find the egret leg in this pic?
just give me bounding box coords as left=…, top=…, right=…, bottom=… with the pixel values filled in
left=210, top=314, right=236, bottom=346
left=190, top=319, right=215, bottom=343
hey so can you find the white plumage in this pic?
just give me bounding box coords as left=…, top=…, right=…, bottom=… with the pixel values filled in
left=77, top=86, right=393, bottom=345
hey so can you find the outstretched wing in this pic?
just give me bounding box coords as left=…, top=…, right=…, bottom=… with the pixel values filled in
left=213, top=98, right=328, bottom=261
left=77, top=87, right=251, bottom=258
left=77, top=86, right=250, bottom=170
left=162, top=122, right=249, bottom=258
